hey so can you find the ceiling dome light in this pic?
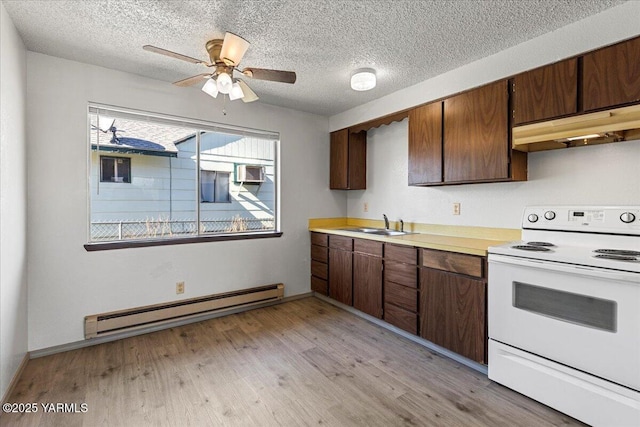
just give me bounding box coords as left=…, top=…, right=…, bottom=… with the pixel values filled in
left=351, top=69, right=376, bottom=91
left=202, top=78, right=219, bottom=98
left=216, top=72, right=233, bottom=94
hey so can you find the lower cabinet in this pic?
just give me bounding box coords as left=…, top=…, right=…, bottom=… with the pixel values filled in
left=310, top=232, right=329, bottom=295
left=353, top=239, right=383, bottom=318
left=329, top=235, right=353, bottom=305
left=353, top=253, right=383, bottom=318
left=419, top=264, right=487, bottom=364
left=310, top=232, right=487, bottom=365
left=383, top=244, right=419, bottom=334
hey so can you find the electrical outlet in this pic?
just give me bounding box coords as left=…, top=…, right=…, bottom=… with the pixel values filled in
left=453, top=203, right=461, bottom=215
left=176, top=282, right=185, bottom=294
left=363, top=202, right=369, bottom=212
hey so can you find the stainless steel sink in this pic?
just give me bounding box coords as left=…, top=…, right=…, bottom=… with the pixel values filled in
left=339, top=227, right=413, bottom=236
left=365, top=230, right=410, bottom=236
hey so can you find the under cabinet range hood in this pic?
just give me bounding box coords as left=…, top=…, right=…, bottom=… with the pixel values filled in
left=512, top=104, right=640, bottom=152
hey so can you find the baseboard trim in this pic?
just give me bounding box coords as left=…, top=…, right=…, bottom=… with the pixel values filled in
left=1, top=352, right=30, bottom=404
left=314, top=293, right=488, bottom=375
left=31, top=292, right=313, bottom=359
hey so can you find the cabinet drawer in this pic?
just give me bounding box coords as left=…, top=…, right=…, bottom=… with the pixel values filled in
left=311, top=260, right=328, bottom=280
left=385, top=244, right=417, bottom=264
left=311, top=244, right=328, bottom=263
left=384, top=303, right=418, bottom=335
left=311, top=232, right=328, bottom=247
left=354, top=238, right=383, bottom=257
left=329, top=235, right=353, bottom=251
left=421, top=249, right=484, bottom=278
left=385, top=281, right=418, bottom=312
left=385, top=261, right=418, bottom=287
left=311, top=276, right=328, bottom=295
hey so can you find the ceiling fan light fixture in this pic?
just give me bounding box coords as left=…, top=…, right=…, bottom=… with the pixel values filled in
left=220, top=32, right=250, bottom=66
left=351, top=69, right=376, bottom=91
left=229, top=82, right=245, bottom=101
left=216, top=72, right=233, bottom=94
left=202, top=78, right=219, bottom=98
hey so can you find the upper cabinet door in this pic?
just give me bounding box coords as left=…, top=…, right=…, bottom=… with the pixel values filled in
left=583, top=37, right=640, bottom=112
left=330, top=129, right=349, bottom=189
left=330, top=129, right=366, bottom=190
left=513, top=59, right=578, bottom=125
left=444, top=80, right=509, bottom=183
left=408, top=102, right=443, bottom=185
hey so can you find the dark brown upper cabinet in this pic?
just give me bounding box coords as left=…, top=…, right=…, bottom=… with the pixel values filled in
left=444, top=80, right=511, bottom=183
left=408, top=102, right=443, bottom=185
left=583, top=37, right=640, bottom=112
left=329, top=129, right=366, bottom=190
left=407, top=80, right=526, bottom=186
left=513, top=58, right=578, bottom=125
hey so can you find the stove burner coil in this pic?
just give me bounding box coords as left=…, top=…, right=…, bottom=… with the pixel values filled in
left=594, top=249, right=640, bottom=256
left=526, top=241, right=556, bottom=247
left=511, top=245, right=552, bottom=252
left=594, top=254, right=639, bottom=262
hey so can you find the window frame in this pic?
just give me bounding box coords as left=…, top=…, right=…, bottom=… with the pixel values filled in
left=85, top=103, right=281, bottom=251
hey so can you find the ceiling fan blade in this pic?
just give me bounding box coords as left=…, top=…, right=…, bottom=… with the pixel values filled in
left=143, top=45, right=210, bottom=66
left=173, top=73, right=212, bottom=87
left=219, top=32, right=250, bottom=66
left=242, top=68, right=297, bottom=84
left=237, top=80, right=259, bottom=103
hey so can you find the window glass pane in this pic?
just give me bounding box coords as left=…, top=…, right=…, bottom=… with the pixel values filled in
left=89, top=107, right=278, bottom=243
left=117, top=158, right=131, bottom=183
left=215, top=172, right=230, bottom=203
left=200, top=170, right=216, bottom=203
left=198, top=130, right=275, bottom=234
left=100, top=157, right=115, bottom=182
left=90, top=113, right=196, bottom=241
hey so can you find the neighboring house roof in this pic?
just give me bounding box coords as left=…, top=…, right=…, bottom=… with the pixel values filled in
left=90, top=115, right=194, bottom=157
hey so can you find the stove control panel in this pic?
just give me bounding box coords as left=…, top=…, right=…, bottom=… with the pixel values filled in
left=523, top=206, right=640, bottom=235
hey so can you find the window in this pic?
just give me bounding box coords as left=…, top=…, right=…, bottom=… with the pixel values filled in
left=201, top=171, right=230, bottom=203
left=100, top=156, right=131, bottom=183
left=87, top=104, right=280, bottom=249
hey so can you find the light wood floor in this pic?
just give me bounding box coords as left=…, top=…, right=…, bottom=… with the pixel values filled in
left=3, top=297, right=583, bottom=426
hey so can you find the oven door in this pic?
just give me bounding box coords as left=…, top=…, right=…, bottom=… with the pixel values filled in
left=488, top=254, right=640, bottom=391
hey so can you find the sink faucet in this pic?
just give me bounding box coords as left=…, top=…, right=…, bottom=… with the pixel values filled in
left=399, top=219, right=404, bottom=232
left=383, top=214, right=389, bottom=230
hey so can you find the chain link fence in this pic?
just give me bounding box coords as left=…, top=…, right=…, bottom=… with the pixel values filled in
left=90, top=216, right=275, bottom=241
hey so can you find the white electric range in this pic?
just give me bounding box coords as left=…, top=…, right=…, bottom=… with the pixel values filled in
left=488, top=206, right=640, bottom=427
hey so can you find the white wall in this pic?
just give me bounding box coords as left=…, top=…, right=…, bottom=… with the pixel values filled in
left=333, top=1, right=640, bottom=230
left=26, top=52, right=344, bottom=351
left=0, top=3, right=28, bottom=398
left=349, top=120, right=640, bottom=229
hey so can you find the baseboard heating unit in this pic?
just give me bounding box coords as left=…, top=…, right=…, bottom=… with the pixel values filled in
left=85, top=283, right=284, bottom=339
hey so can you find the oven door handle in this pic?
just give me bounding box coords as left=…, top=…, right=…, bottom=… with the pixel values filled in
left=488, top=254, right=640, bottom=283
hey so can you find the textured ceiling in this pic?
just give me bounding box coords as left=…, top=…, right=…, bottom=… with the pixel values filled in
left=3, top=0, right=625, bottom=116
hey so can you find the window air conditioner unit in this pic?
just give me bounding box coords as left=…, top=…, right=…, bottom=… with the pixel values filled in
left=236, top=165, right=265, bottom=183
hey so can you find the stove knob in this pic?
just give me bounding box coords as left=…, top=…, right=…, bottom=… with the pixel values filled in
left=527, top=214, right=539, bottom=223
left=544, top=211, right=556, bottom=220
left=620, top=212, right=636, bottom=223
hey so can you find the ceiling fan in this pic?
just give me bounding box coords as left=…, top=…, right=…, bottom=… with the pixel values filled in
left=143, top=32, right=296, bottom=104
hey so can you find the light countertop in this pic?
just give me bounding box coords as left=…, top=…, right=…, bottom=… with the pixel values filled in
left=309, top=218, right=520, bottom=256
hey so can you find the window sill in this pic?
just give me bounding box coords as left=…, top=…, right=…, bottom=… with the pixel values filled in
left=84, top=231, right=283, bottom=251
